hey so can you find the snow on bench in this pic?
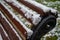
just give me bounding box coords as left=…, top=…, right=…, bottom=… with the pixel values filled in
left=0, top=0, right=58, bottom=40
left=0, top=1, right=33, bottom=39
left=5, top=0, right=58, bottom=25
left=0, top=34, right=3, bottom=40
left=5, top=0, right=41, bottom=25
left=0, top=11, right=22, bottom=40
left=0, top=4, right=27, bottom=40
left=25, top=0, right=57, bottom=13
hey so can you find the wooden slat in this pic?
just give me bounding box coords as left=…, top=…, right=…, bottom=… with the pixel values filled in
left=0, top=12, right=19, bottom=40
left=0, top=26, right=9, bottom=40
left=0, top=3, right=27, bottom=39
left=5, top=1, right=34, bottom=26
left=17, top=0, right=45, bottom=16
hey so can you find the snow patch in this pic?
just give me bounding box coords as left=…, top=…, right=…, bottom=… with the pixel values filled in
left=0, top=34, right=3, bottom=40
left=25, top=0, right=50, bottom=12
left=0, top=11, right=22, bottom=40
left=9, top=0, right=41, bottom=25
left=25, top=0, right=57, bottom=13
left=1, top=2, right=33, bottom=37
left=5, top=0, right=13, bottom=3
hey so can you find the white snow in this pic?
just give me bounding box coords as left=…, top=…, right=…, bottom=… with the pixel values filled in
left=44, top=33, right=52, bottom=37
left=1, top=2, right=33, bottom=37
left=25, top=0, right=50, bottom=12
left=0, top=11, right=22, bottom=40
left=15, top=1, right=41, bottom=25
left=6, top=0, right=41, bottom=25
left=50, top=8, right=57, bottom=13
left=25, top=0, right=57, bottom=13
left=0, top=34, right=3, bottom=40
left=5, top=0, right=13, bottom=3
left=5, top=0, right=58, bottom=14
left=31, top=14, right=41, bottom=25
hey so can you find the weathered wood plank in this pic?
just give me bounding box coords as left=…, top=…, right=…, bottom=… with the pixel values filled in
left=4, top=1, right=34, bottom=27
left=17, top=0, right=45, bottom=16
left=0, top=26, right=9, bottom=40
left=0, top=12, right=19, bottom=40
left=0, top=3, right=27, bottom=40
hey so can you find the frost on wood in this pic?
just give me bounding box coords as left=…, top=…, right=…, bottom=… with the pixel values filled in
left=0, top=2, right=33, bottom=37
left=5, top=0, right=41, bottom=25
left=25, top=0, right=57, bottom=13
left=5, top=0, right=57, bottom=14
left=0, top=34, right=3, bottom=40
left=1, top=0, right=58, bottom=39
left=0, top=11, right=22, bottom=40
left=5, top=0, right=57, bottom=25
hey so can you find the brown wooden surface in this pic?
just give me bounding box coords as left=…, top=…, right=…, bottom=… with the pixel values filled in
left=0, top=3, right=27, bottom=39
left=0, top=12, right=19, bottom=40
left=18, top=0, right=45, bottom=16
left=5, top=1, right=34, bottom=26
left=0, top=26, right=9, bottom=40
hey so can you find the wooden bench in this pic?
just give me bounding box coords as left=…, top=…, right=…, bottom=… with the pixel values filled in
left=0, top=0, right=58, bottom=40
